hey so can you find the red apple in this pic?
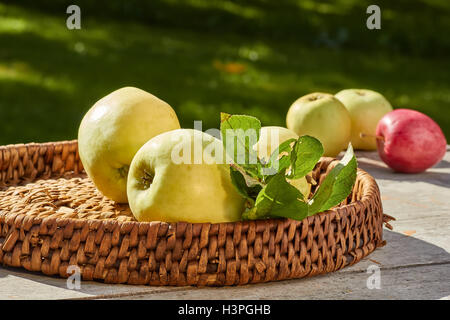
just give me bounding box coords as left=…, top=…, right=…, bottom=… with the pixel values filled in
left=375, top=109, right=447, bottom=173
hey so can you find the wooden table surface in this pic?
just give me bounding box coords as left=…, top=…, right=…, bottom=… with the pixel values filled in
left=1, top=148, right=449, bottom=300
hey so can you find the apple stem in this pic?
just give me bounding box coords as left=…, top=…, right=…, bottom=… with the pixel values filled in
left=141, top=169, right=154, bottom=189
left=118, top=165, right=130, bottom=178
left=360, top=133, right=385, bottom=141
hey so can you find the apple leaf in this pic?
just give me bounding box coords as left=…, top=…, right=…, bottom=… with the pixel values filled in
left=220, top=113, right=262, bottom=179
left=229, top=165, right=263, bottom=199
left=308, top=143, right=357, bottom=215
left=263, top=138, right=296, bottom=176
left=288, top=135, right=324, bottom=179
left=220, top=113, right=358, bottom=224
left=242, top=170, right=308, bottom=221
left=229, top=166, right=251, bottom=199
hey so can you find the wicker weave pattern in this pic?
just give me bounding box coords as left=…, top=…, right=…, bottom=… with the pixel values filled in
left=0, top=175, right=135, bottom=221
left=0, top=140, right=392, bottom=286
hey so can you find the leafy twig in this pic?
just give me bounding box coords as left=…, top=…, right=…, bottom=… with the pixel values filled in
left=221, top=114, right=358, bottom=222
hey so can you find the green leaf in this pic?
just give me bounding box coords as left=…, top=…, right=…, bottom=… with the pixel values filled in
left=288, top=135, right=324, bottom=179
left=220, top=113, right=261, bottom=175
left=247, top=182, right=263, bottom=198
left=308, top=143, right=357, bottom=215
left=230, top=165, right=262, bottom=204
left=221, top=113, right=358, bottom=224
left=263, top=138, right=296, bottom=176
left=242, top=171, right=309, bottom=221
left=230, top=166, right=251, bottom=199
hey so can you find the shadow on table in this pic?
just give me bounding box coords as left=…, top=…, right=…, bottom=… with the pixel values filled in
left=0, top=229, right=449, bottom=299
left=381, top=229, right=450, bottom=266
left=433, top=159, right=450, bottom=169
left=0, top=264, right=151, bottom=298
left=362, top=229, right=450, bottom=299
left=357, top=157, right=450, bottom=189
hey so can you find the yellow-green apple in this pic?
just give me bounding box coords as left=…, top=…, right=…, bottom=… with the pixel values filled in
left=286, top=92, right=351, bottom=157
left=376, top=109, right=447, bottom=173
left=127, top=129, right=246, bottom=223
left=254, top=126, right=311, bottom=199
left=335, top=89, right=393, bottom=150
left=78, top=87, right=180, bottom=203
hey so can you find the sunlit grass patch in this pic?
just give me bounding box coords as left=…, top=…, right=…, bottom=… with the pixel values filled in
left=0, top=61, right=75, bottom=93
left=0, top=2, right=449, bottom=145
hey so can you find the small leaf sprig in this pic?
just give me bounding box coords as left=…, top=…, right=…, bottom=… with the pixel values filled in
left=220, top=113, right=358, bottom=221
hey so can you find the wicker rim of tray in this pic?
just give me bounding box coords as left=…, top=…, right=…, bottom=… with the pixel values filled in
left=0, top=140, right=394, bottom=286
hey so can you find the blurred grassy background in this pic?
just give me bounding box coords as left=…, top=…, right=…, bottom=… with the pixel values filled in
left=0, top=0, right=449, bottom=145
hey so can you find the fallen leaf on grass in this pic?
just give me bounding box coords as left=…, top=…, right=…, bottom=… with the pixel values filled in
left=213, top=60, right=247, bottom=74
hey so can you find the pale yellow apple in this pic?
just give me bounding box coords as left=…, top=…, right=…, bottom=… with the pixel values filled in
left=127, top=129, right=246, bottom=223
left=254, top=126, right=311, bottom=200
left=78, top=87, right=180, bottom=203
left=335, top=89, right=393, bottom=150
left=286, top=92, right=351, bottom=157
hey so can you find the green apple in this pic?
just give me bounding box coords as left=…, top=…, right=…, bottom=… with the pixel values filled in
left=78, top=87, right=180, bottom=203
left=254, top=126, right=311, bottom=200
left=127, top=129, right=246, bottom=223
left=335, top=89, right=393, bottom=150
left=286, top=92, right=351, bottom=157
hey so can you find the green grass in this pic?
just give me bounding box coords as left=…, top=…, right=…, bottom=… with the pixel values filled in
left=0, top=2, right=449, bottom=145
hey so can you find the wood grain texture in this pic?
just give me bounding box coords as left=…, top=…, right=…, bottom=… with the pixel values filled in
left=1, top=144, right=449, bottom=299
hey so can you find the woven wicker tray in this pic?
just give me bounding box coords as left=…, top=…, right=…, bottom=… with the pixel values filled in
left=0, top=140, right=394, bottom=286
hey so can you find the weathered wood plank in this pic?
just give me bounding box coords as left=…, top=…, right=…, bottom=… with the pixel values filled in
left=1, top=222, right=447, bottom=300
left=107, top=263, right=450, bottom=300
left=0, top=266, right=184, bottom=300
left=357, top=148, right=450, bottom=222
left=0, top=149, right=449, bottom=299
